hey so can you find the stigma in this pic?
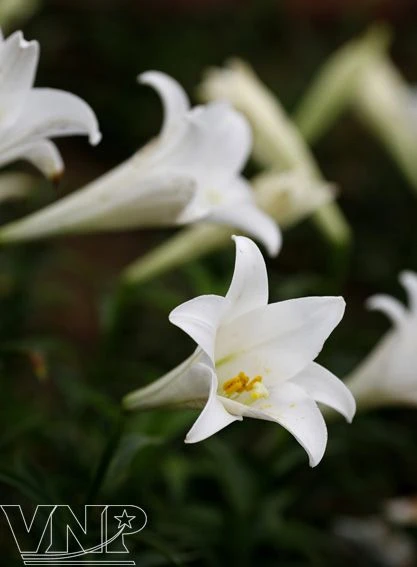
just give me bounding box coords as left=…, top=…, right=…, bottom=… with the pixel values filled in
left=222, top=371, right=269, bottom=404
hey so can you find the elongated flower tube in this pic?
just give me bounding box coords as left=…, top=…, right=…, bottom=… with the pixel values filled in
left=0, top=172, right=36, bottom=203
left=0, top=0, right=40, bottom=32
left=293, top=24, right=390, bottom=144
left=0, top=29, right=100, bottom=180
left=354, top=57, right=417, bottom=196
left=123, top=169, right=334, bottom=285
left=124, top=236, right=355, bottom=467
left=295, top=25, right=417, bottom=199
left=346, top=271, right=417, bottom=410
left=0, top=71, right=279, bottom=254
left=199, top=59, right=351, bottom=248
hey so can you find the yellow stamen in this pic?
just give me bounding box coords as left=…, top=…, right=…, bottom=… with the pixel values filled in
left=245, top=375, right=262, bottom=391
left=222, top=371, right=250, bottom=395
left=222, top=372, right=268, bottom=403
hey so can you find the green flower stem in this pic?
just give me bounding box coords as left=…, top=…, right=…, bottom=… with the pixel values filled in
left=122, top=224, right=234, bottom=286
left=122, top=208, right=351, bottom=289
left=84, top=409, right=126, bottom=504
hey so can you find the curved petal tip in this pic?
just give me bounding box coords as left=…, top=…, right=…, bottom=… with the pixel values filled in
left=50, top=168, right=65, bottom=186
left=90, top=129, right=102, bottom=146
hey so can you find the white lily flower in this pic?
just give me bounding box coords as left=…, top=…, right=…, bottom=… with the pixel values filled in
left=346, top=271, right=417, bottom=409
left=0, top=71, right=280, bottom=255
left=124, top=236, right=355, bottom=467
left=0, top=29, right=100, bottom=180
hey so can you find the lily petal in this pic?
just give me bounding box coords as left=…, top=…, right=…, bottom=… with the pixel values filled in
left=222, top=235, right=269, bottom=323
left=161, top=100, right=252, bottom=180
left=123, top=349, right=207, bottom=411
left=267, top=381, right=328, bottom=466
left=400, top=271, right=417, bottom=313
left=185, top=363, right=242, bottom=443
left=216, top=296, right=345, bottom=383
left=0, top=139, right=64, bottom=180
left=253, top=169, right=335, bottom=228
left=291, top=362, right=356, bottom=422
left=199, top=58, right=316, bottom=174
left=366, top=294, right=407, bottom=326
left=0, top=171, right=197, bottom=242
left=0, top=31, right=38, bottom=129
left=224, top=381, right=327, bottom=467
left=74, top=173, right=198, bottom=230
left=169, top=295, right=226, bottom=361
left=3, top=88, right=101, bottom=148
left=208, top=203, right=281, bottom=257
left=139, top=71, right=190, bottom=138
left=178, top=173, right=253, bottom=225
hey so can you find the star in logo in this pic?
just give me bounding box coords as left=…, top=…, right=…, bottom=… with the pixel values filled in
left=114, top=509, right=135, bottom=530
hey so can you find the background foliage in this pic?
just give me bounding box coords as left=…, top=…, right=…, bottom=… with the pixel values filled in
left=2, top=0, right=417, bottom=565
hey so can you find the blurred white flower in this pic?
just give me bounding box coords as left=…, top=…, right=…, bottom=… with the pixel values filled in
left=346, top=271, right=417, bottom=409
left=294, top=24, right=390, bottom=143
left=0, top=71, right=280, bottom=254
left=0, top=29, right=101, bottom=180
left=124, top=236, right=355, bottom=467
left=253, top=169, right=334, bottom=227
left=199, top=58, right=350, bottom=247
left=0, top=0, right=41, bottom=32
left=200, top=58, right=317, bottom=174
left=385, top=496, right=417, bottom=526
left=354, top=56, right=417, bottom=195
left=334, top=516, right=415, bottom=567
left=293, top=24, right=417, bottom=199
left=0, top=172, right=36, bottom=203
left=122, top=169, right=334, bottom=285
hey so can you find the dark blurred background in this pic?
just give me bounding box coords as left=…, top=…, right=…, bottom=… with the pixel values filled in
left=1, top=1, right=417, bottom=565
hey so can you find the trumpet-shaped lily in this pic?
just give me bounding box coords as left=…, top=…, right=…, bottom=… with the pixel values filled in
left=346, top=271, right=417, bottom=409
left=124, top=236, right=355, bottom=467
left=0, top=29, right=100, bottom=180
left=0, top=71, right=280, bottom=255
